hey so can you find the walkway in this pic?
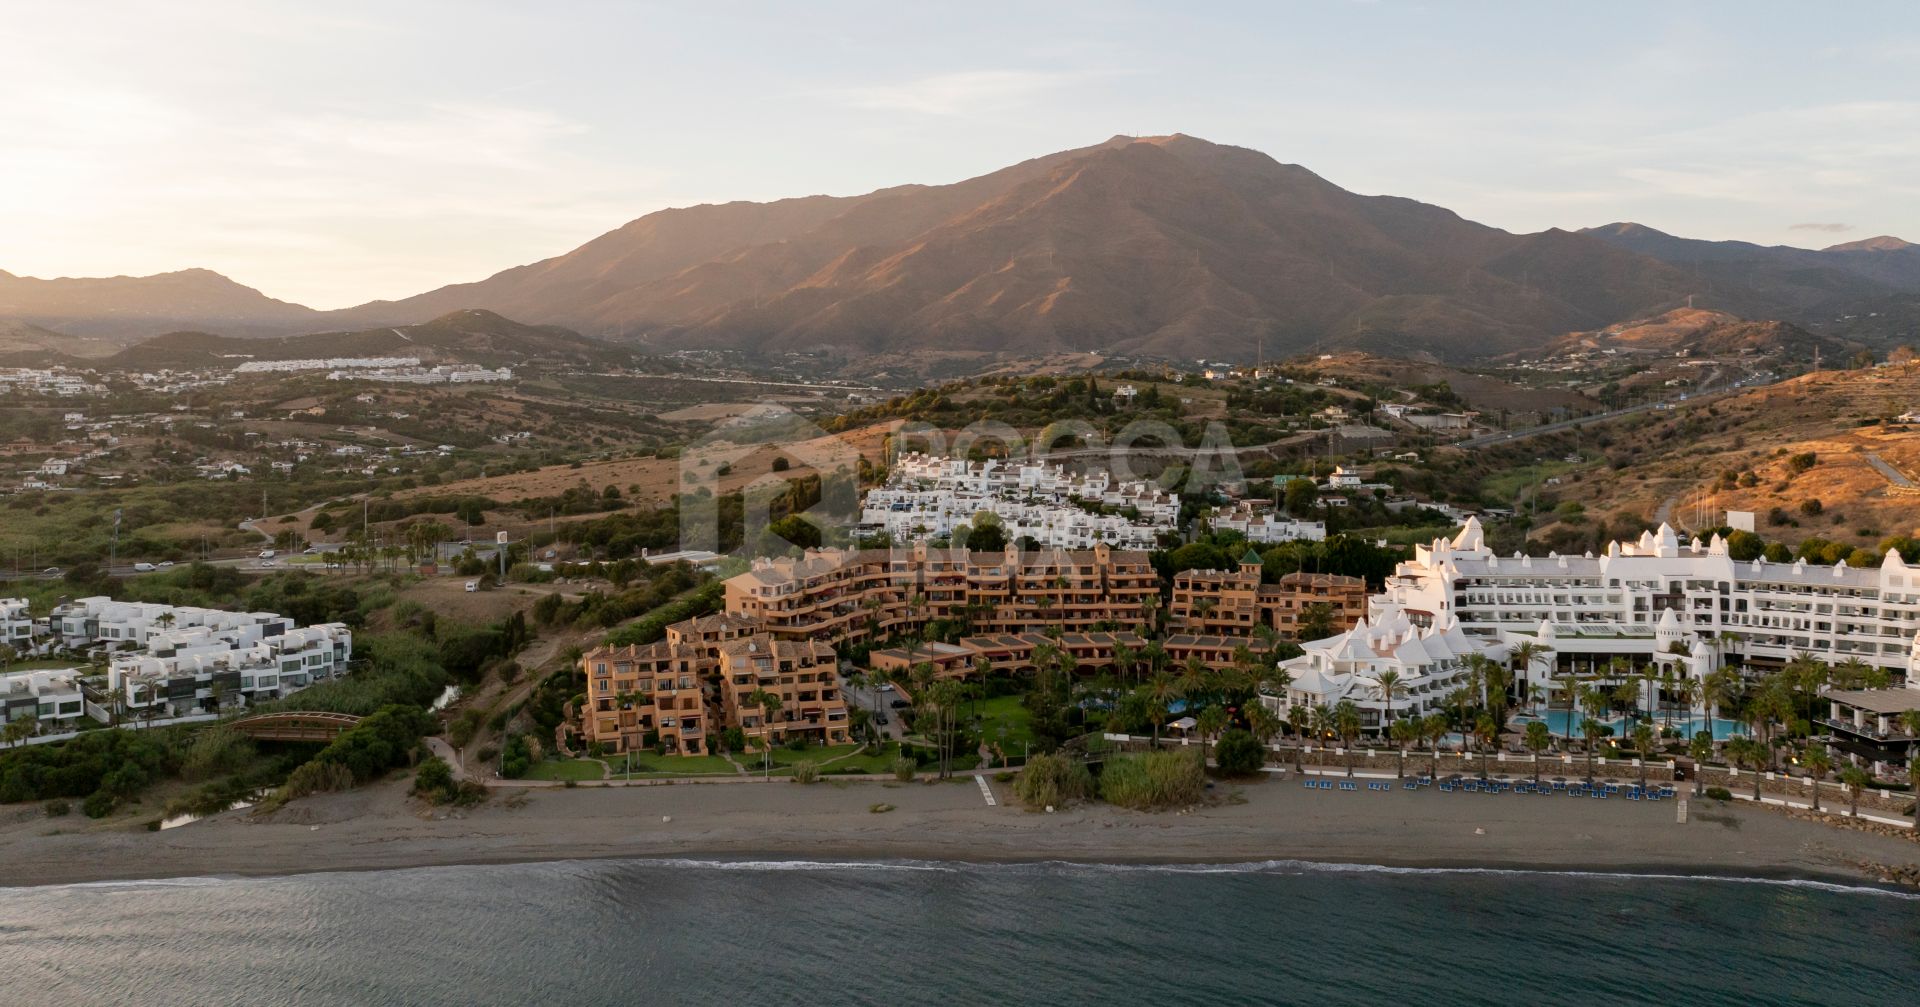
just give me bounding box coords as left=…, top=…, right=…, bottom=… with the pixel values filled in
left=1866, top=451, right=1916, bottom=489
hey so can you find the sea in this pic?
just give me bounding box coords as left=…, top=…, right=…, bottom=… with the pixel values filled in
left=2, top=858, right=1918, bottom=1005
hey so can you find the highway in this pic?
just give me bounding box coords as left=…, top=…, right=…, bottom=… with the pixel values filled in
left=1454, top=367, right=1777, bottom=450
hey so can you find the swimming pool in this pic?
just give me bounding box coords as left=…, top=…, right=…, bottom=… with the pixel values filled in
left=1515, top=710, right=1746, bottom=741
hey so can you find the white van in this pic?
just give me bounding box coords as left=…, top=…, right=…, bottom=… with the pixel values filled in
left=464, top=580, right=479, bottom=593
left=259, top=549, right=276, bottom=559
left=133, top=562, right=156, bottom=573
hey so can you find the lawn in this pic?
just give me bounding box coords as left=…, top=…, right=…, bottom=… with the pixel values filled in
left=971, top=694, right=1036, bottom=756
left=521, top=758, right=607, bottom=782
left=605, top=752, right=741, bottom=778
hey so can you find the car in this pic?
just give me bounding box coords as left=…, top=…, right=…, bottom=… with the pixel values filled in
left=888, top=699, right=911, bottom=710
left=873, top=712, right=889, bottom=726
left=464, top=580, right=479, bottom=593
left=43, top=567, right=60, bottom=576
left=156, top=561, right=174, bottom=568
left=876, top=683, right=895, bottom=692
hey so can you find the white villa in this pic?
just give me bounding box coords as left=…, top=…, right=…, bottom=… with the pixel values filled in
left=1208, top=502, right=1326, bottom=544
left=2, top=598, right=33, bottom=652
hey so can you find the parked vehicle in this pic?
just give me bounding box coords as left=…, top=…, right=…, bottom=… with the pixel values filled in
left=888, top=699, right=911, bottom=710
left=133, top=562, right=155, bottom=572
left=464, top=581, right=479, bottom=593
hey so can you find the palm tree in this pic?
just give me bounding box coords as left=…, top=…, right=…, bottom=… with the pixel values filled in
left=1334, top=700, right=1361, bottom=777
left=1632, top=722, right=1656, bottom=789
left=1728, top=737, right=1766, bottom=802
left=1507, top=639, right=1554, bottom=707
left=1551, top=673, right=1580, bottom=746
left=1390, top=718, right=1420, bottom=779
left=1372, top=669, right=1406, bottom=739
left=1142, top=672, right=1183, bottom=747
left=1248, top=703, right=1283, bottom=763
left=1579, top=686, right=1610, bottom=783
left=1177, top=656, right=1210, bottom=705
left=1801, top=744, right=1830, bottom=812
left=1287, top=704, right=1311, bottom=771
left=1196, top=705, right=1229, bottom=763
left=1908, top=761, right=1920, bottom=826
left=1424, top=712, right=1451, bottom=779
left=1701, top=667, right=1737, bottom=749
left=1688, top=731, right=1713, bottom=797
left=746, top=687, right=783, bottom=779
left=1523, top=720, right=1551, bottom=783
left=1839, top=766, right=1871, bottom=818
left=1474, top=711, right=1499, bottom=779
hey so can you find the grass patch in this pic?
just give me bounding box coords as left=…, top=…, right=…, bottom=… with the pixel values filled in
left=972, top=695, right=1036, bottom=754
left=606, top=752, right=740, bottom=778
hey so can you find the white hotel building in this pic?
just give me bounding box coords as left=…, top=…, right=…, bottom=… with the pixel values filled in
left=859, top=452, right=1179, bottom=550
left=1266, top=518, right=1920, bottom=741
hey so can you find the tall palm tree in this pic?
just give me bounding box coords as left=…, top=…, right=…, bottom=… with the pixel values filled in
left=1177, top=656, right=1210, bottom=706
left=1579, top=685, right=1611, bottom=783
left=1474, top=712, right=1499, bottom=779
left=1839, top=766, right=1871, bottom=818
left=1424, top=712, right=1451, bottom=779
left=1701, top=667, right=1737, bottom=748
left=1551, top=673, right=1580, bottom=745
left=1390, top=718, right=1420, bottom=779
left=1248, top=703, right=1283, bottom=760
left=1372, top=670, right=1406, bottom=739
left=1196, top=705, right=1228, bottom=763
left=1523, top=720, right=1551, bottom=783
left=1287, top=704, right=1311, bottom=771
left=1908, top=760, right=1920, bottom=827
left=746, top=687, right=783, bottom=779
left=1688, top=731, right=1713, bottom=797
left=1334, top=700, right=1361, bottom=777
left=1507, top=640, right=1553, bottom=707
left=1729, top=737, right=1766, bottom=801
left=1632, top=722, right=1656, bottom=789
left=1801, top=744, right=1831, bottom=812
left=1142, top=672, right=1183, bottom=747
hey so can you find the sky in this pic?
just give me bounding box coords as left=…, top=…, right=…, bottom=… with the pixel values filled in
left=4, top=0, right=1918, bottom=309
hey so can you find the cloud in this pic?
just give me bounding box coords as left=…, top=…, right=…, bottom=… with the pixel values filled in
left=1788, top=222, right=1853, bottom=232
left=828, top=70, right=1102, bottom=117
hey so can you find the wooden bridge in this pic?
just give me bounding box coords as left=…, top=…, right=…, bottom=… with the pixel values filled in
left=227, top=711, right=363, bottom=742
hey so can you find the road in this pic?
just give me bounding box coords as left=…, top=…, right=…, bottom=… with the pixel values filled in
left=1865, top=451, right=1916, bottom=489
left=842, top=677, right=906, bottom=741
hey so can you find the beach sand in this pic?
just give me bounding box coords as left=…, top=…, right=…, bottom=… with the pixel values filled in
left=5, top=774, right=1918, bottom=889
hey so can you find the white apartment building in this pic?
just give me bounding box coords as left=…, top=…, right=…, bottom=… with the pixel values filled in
left=860, top=452, right=1179, bottom=550
left=1373, top=517, right=1920, bottom=694
left=1, top=668, right=87, bottom=730
left=105, top=621, right=353, bottom=717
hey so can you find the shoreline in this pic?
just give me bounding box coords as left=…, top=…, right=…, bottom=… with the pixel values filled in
left=5, top=775, right=1918, bottom=892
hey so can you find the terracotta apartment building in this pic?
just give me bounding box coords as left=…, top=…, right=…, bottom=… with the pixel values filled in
left=578, top=612, right=848, bottom=756
left=1169, top=551, right=1367, bottom=640
left=725, top=542, right=1161, bottom=646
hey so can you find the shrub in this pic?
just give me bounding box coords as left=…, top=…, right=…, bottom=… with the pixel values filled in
left=43, top=799, right=70, bottom=817
left=792, top=761, right=820, bottom=785
left=82, top=791, right=116, bottom=818
left=1212, top=729, right=1266, bottom=776
left=891, top=757, right=917, bottom=782
left=1013, top=752, right=1093, bottom=810
left=412, top=757, right=455, bottom=802
left=281, top=760, right=356, bottom=799
left=1704, top=786, right=1732, bottom=802
left=180, top=725, right=256, bottom=782
left=499, top=734, right=532, bottom=779
left=1099, top=750, right=1206, bottom=811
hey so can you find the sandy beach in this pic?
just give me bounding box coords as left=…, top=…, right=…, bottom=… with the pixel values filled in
left=5, top=773, right=1919, bottom=890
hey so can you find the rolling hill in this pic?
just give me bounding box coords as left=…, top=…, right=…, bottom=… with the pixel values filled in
left=98, top=310, right=633, bottom=371
left=1533, top=308, right=1857, bottom=358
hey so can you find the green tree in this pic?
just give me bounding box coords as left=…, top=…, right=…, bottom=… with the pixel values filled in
left=747, top=688, right=783, bottom=779
left=1688, top=731, right=1713, bottom=797
left=1523, top=720, right=1552, bottom=783
left=1334, top=700, right=1361, bottom=777
left=1839, top=765, right=1871, bottom=818
left=1801, top=744, right=1830, bottom=813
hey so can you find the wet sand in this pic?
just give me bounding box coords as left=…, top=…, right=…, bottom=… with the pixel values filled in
left=4, top=774, right=1918, bottom=889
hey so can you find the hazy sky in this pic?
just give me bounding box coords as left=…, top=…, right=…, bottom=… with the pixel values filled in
left=5, top=1, right=1917, bottom=308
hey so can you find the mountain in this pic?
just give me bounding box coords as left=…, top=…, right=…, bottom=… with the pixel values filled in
left=1580, top=222, right=1920, bottom=317
left=99, top=310, right=630, bottom=371
left=318, top=135, right=1703, bottom=360
left=0, top=267, right=318, bottom=340
left=12, top=135, right=1916, bottom=362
